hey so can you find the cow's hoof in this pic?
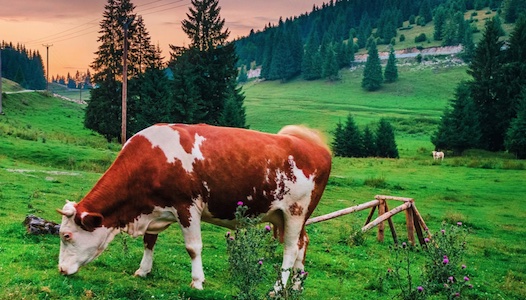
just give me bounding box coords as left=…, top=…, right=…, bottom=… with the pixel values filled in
left=190, top=280, right=204, bottom=290
left=134, top=269, right=150, bottom=277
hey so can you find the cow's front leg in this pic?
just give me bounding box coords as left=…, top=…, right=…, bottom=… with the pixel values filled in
left=134, top=233, right=158, bottom=277
left=180, top=205, right=205, bottom=289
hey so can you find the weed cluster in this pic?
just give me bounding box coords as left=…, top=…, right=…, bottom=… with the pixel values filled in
left=225, top=203, right=307, bottom=300
left=386, top=223, right=474, bottom=299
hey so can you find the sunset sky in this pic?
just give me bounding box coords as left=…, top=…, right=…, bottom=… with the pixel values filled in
left=0, top=0, right=327, bottom=78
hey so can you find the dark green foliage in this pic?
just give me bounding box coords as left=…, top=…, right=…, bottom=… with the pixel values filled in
left=362, top=126, right=377, bottom=157
left=433, top=7, right=447, bottom=40
left=375, top=118, right=399, bottom=158
left=505, top=91, right=526, bottom=159
left=169, top=0, right=246, bottom=127
left=86, top=0, right=162, bottom=141
left=384, top=46, right=398, bottom=83
left=362, top=39, right=383, bottom=91
left=415, top=33, right=427, bottom=43
left=84, top=78, right=121, bottom=142
left=332, top=114, right=363, bottom=158
left=0, top=42, right=46, bottom=90
left=503, top=0, right=526, bottom=23
left=322, top=44, right=339, bottom=81
left=237, top=65, right=248, bottom=83
left=468, top=17, right=507, bottom=151
left=431, top=82, right=481, bottom=155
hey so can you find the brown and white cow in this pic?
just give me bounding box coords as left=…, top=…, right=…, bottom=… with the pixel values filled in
left=57, top=123, right=331, bottom=290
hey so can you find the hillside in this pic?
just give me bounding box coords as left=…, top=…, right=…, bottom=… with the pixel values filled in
left=1, top=77, right=24, bottom=93
left=1, top=65, right=525, bottom=299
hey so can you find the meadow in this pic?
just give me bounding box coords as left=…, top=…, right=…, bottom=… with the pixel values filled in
left=0, top=62, right=525, bottom=300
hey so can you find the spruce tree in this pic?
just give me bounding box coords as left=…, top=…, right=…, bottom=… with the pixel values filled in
left=322, top=44, right=339, bottom=81
left=332, top=114, right=363, bottom=157
left=431, top=82, right=481, bottom=155
left=362, top=38, right=383, bottom=91
left=172, top=0, right=246, bottom=127
left=86, top=0, right=159, bottom=141
left=468, top=17, right=507, bottom=151
left=362, top=125, right=377, bottom=157
left=384, top=46, right=398, bottom=83
left=505, top=91, right=526, bottom=159
left=375, top=119, right=399, bottom=158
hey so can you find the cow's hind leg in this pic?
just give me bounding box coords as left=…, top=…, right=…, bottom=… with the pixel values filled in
left=274, top=216, right=305, bottom=292
left=180, top=205, right=205, bottom=290
left=134, top=233, right=158, bottom=277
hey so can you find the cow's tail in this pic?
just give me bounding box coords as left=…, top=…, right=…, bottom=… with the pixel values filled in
left=278, top=125, right=331, bottom=154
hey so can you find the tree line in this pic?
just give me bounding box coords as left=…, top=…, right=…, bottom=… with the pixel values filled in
left=0, top=41, right=46, bottom=90
left=84, top=0, right=245, bottom=142
left=233, top=0, right=526, bottom=82
left=432, top=15, right=526, bottom=158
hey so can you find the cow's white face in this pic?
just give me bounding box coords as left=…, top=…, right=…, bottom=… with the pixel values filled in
left=58, top=201, right=119, bottom=275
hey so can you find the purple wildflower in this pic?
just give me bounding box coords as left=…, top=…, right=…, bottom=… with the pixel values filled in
left=443, top=257, right=449, bottom=265
left=402, top=242, right=407, bottom=248
left=424, top=237, right=430, bottom=243
left=226, top=231, right=231, bottom=237
left=237, top=201, right=244, bottom=206
left=457, top=222, right=463, bottom=226
left=464, top=276, right=470, bottom=281
left=468, top=284, right=473, bottom=289
left=454, top=292, right=460, bottom=297
left=417, top=286, right=424, bottom=292
left=441, top=229, right=446, bottom=234
left=258, top=260, right=263, bottom=265
left=265, top=225, right=271, bottom=231
left=461, top=264, right=466, bottom=269
left=448, top=276, right=454, bottom=283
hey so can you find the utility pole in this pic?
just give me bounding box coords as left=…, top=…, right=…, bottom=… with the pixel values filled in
left=43, top=44, right=53, bottom=92
left=121, top=16, right=134, bottom=145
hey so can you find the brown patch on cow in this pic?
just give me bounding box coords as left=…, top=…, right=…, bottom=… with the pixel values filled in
left=144, top=233, right=158, bottom=250
left=177, top=204, right=192, bottom=228
left=288, top=202, right=303, bottom=216
left=186, top=247, right=197, bottom=260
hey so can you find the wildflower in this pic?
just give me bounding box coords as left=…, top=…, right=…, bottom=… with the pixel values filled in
left=258, top=260, right=263, bottom=265
left=264, top=225, right=271, bottom=231
left=441, top=229, right=446, bottom=234
left=226, top=231, right=231, bottom=237
left=457, top=222, right=462, bottom=226
left=448, top=276, right=454, bottom=283
left=464, top=276, right=470, bottom=281
left=417, top=286, right=424, bottom=292
left=237, top=201, right=244, bottom=206
left=468, top=284, right=473, bottom=289
left=424, top=237, right=430, bottom=243
left=461, top=264, right=466, bottom=269
left=454, top=292, right=460, bottom=297
left=443, top=257, right=449, bottom=264
left=402, top=242, right=407, bottom=248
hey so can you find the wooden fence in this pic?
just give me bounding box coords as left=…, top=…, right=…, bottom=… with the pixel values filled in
left=306, top=195, right=430, bottom=246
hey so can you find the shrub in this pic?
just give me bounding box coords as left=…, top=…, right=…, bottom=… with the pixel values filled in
left=226, top=203, right=279, bottom=300
left=415, top=33, right=427, bottom=43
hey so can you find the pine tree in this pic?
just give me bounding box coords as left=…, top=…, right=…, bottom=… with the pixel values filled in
left=384, top=46, right=398, bottom=83
left=86, top=0, right=159, bottom=141
left=362, top=125, right=377, bottom=157
left=505, top=91, right=526, bottom=159
left=431, top=82, right=481, bottom=155
left=172, top=0, right=245, bottom=127
left=322, top=44, right=339, bottom=81
left=302, top=29, right=322, bottom=80
left=468, top=17, right=507, bottom=151
left=362, top=38, right=383, bottom=91
left=332, top=114, right=363, bottom=157
left=375, top=119, right=399, bottom=158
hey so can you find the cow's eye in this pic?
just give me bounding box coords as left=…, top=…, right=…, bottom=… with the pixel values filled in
left=61, top=232, right=73, bottom=241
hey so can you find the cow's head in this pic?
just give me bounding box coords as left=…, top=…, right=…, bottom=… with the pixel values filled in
left=57, top=200, right=119, bottom=275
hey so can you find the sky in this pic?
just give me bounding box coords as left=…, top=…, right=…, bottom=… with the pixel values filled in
left=0, top=0, right=327, bottom=78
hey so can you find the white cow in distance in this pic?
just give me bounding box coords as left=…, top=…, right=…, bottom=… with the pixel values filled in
left=432, top=150, right=445, bottom=161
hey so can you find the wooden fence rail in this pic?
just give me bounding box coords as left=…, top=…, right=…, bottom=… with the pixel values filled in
left=306, top=195, right=430, bottom=246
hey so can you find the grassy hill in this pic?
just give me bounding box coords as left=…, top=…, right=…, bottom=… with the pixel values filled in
left=1, top=78, right=24, bottom=93
left=0, top=64, right=525, bottom=299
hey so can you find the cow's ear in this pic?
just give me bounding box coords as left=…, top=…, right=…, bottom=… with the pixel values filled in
left=80, top=213, right=104, bottom=231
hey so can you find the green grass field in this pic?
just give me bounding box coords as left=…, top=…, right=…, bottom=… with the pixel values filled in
left=0, top=63, right=525, bottom=299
